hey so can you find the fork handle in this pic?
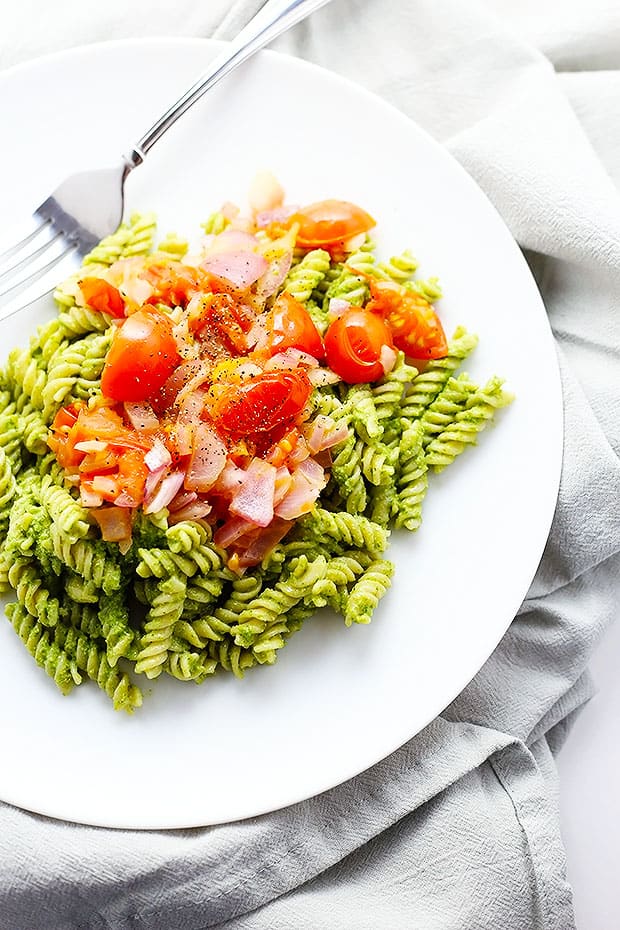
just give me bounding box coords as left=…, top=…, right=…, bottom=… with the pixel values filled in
left=125, top=0, right=332, bottom=167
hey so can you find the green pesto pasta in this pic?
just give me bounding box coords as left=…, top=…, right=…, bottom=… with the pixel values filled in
left=0, top=201, right=513, bottom=713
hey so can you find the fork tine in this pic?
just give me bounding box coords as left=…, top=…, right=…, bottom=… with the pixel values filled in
left=0, top=220, right=50, bottom=264
left=0, top=231, right=65, bottom=286
left=0, top=244, right=75, bottom=305
left=0, top=287, right=55, bottom=323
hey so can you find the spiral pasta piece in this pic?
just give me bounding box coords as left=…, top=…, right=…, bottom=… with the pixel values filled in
left=0, top=446, right=17, bottom=536
left=343, top=559, right=394, bottom=627
left=135, top=575, right=187, bottom=679
left=0, top=412, right=24, bottom=473
left=201, top=212, right=229, bottom=235
left=6, top=603, right=80, bottom=695
left=46, top=525, right=121, bottom=593
left=136, top=541, right=223, bottom=578
left=400, top=327, right=479, bottom=422
left=99, top=591, right=137, bottom=665
left=377, top=249, right=418, bottom=283
left=331, top=433, right=367, bottom=514
left=82, top=213, right=156, bottom=266
left=394, top=421, right=428, bottom=532
left=308, top=552, right=371, bottom=610
left=420, top=373, right=478, bottom=448
left=166, top=650, right=217, bottom=682
left=166, top=520, right=210, bottom=554
left=283, top=249, right=331, bottom=304
left=302, top=508, right=389, bottom=555
left=425, top=376, right=514, bottom=471
left=157, top=232, right=188, bottom=259
left=231, top=555, right=327, bottom=647
left=39, top=475, right=90, bottom=544
left=8, top=558, right=60, bottom=628
left=55, top=623, right=142, bottom=712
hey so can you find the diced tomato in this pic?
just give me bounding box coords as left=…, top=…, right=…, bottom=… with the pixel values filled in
left=324, top=308, right=393, bottom=383
left=116, top=449, right=149, bottom=505
left=295, top=200, right=375, bottom=250
left=265, top=427, right=300, bottom=468
left=212, top=370, right=312, bottom=436
left=188, top=292, right=252, bottom=354
left=79, top=277, right=126, bottom=318
left=265, top=293, right=325, bottom=360
left=101, top=308, right=181, bottom=402
left=366, top=281, right=448, bottom=360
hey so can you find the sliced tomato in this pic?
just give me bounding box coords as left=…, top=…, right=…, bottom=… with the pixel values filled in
left=213, top=370, right=312, bottom=435
left=295, top=200, right=375, bottom=249
left=324, top=308, right=393, bottom=383
left=79, top=277, right=126, bottom=318
left=265, top=293, right=325, bottom=360
left=366, top=281, right=448, bottom=360
left=101, top=308, right=181, bottom=402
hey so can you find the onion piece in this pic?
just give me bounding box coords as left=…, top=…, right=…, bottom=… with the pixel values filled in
left=175, top=422, right=194, bottom=457
left=185, top=423, right=227, bottom=492
left=144, top=470, right=185, bottom=514
left=221, top=201, right=240, bottom=221
left=144, top=438, right=172, bottom=472
left=204, top=229, right=257, bottom=255
left=124, top=402, right=159, bottom=432
left=287, top=435, right=310, bottom=467
left=74, top=440, right=109, bottom=453
left=229, top=458, right=277, bottom=528
left=249, top=171, right=285, bottom=214
left=274, top=468, right=322, bottom=520
left=380, top=344, right=398, bottom=375
left=303, top=415, right=349, bottom=454
left=214, top=515, right=258, bottom=549
left=342, top=231, right=368, bottom=253
left=273, top=466, right=293, bottom=506
left=201, top=251, right=268, bottom=290
left=256, top=250, right=293, bottom=299
left=91, top=506, right=132, bottom=543
left=296, top=457, right=326, bottom=486
left=168, top=500, right=212, bottom=524
left=255, top=205, right=299, bottom=228
left=80, top=487, right=103, bottom=508
left=237, top=518, right=293, bottom=568
left=307, top=368, right=341, bottom=387
left=328, top=297, right=352, bottom=319
left=212, top=459, right=246, bottom=496
left=265, top=348, right=319, bottom=371
left=168, top=489, right=198, bottom=513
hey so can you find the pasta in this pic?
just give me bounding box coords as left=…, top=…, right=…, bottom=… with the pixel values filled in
left=0, top=185, right=513, bottom=712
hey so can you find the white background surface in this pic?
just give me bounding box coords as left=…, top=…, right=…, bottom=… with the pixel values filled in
left=558, top=616, right=620, bottom=929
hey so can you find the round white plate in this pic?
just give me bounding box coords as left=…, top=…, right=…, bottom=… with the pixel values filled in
left=0, top=38, right=562, bottom=829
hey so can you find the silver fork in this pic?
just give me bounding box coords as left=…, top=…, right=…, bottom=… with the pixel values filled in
left=0, top=0, right=332, bottom=309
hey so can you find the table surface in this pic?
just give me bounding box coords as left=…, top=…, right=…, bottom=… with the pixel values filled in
left=557, top=615, right=620, bottom=930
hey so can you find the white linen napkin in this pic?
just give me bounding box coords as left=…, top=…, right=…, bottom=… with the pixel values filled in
left=1, top=2, right=619, bottom=928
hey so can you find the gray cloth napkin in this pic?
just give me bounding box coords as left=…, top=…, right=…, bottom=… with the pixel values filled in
left=2, top=2, right=619, bottom=928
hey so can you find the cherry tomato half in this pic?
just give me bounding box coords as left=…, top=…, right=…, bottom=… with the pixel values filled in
left=366, top=281, right=448, bottom=360
left=295, top=200, right=375, bottom=249
left=101, top=308, right=181, bottom=402
left=214, top=370, right=312, bottom=435
left=324, top=308, right=393, bottom=384
left=266, top=292, right=325, bottom=360
left=79, top=277, right=126, bottom=318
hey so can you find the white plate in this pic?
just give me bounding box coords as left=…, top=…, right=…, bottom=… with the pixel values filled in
left=0, top=38, right=562, bottom=829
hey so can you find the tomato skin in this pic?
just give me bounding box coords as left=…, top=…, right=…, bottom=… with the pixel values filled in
left=266, top=293, right=325, bottom=360
left=324, top=308, right=393, bottom=384
left=214, top=371, right=312, bottom=435
left=79, top=278, right=125, bottom=318
left=295, top=200, right=375, bottom=249
left=101, top=308, right=181, bottom=402
left=366, top=282, right=448, bottom=360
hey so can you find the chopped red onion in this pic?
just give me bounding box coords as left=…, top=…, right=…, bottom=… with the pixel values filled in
left=123, top=401, right=159, bottom=432
left=380, top=344, right=398, bottom=375
left=229, top=458, right=277, bottom=527
left=144, top=438, right=172, bottom=472
left=144, top=470, right=185, bottom=514
left=201, top=251, right=268, bottom=290
left=74, top=440, right=109, bottom=453
left=185, top=423, right=227, bottom=492
left=168, top=500, right=212, bottom=524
